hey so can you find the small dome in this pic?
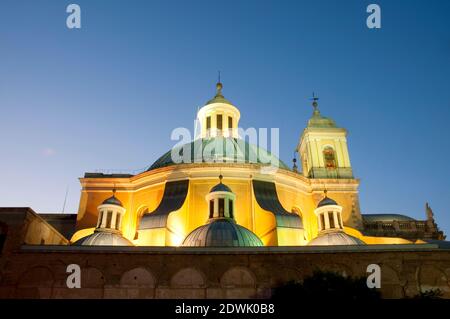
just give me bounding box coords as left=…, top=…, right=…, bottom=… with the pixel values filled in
left=102, top=195, right=123, bottom=207
left=205, top=82, right=233, bottom=105
left=74, top=230, right=133, bottom=246
left=307, top=232, right=365, bottom=246
left=182, top=218, right=263, bottom=247
left=362, top=214, right=416, bottom=222
left=307, top=113, right=337, bottom=128
left=210, top=182, right=232, bottom=193
left=205, top=94, right=233, bottom=106
left=317, top=196, right=338, bottom=208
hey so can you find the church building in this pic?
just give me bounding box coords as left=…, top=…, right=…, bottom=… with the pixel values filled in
left=0, top=82, right=448, bottom=299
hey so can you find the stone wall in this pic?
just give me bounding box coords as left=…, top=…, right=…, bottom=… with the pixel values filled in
left=1, top=245, right=450, bottom=299
left=0, top=208, right=69, bottom=251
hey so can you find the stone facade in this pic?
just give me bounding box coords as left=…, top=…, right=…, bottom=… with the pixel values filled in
left=1, top=246, right=450, bottom=299
left=1, top=208, right=450, bottom=299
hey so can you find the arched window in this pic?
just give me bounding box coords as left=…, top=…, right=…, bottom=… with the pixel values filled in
left=291, top=207, right=303, bottom=219
left=323, top=147, right=337, bottom=169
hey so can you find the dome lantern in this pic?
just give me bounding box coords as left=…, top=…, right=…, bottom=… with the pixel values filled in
left=96, top=189, right=126, bottom=231
left=205, top=175, right=236, bottom=219
left=196, top=80, right=241, bottom=139
left=315, top=190, right=344, bottom=232
left=73, top=189, right=133, bottom=246
left=307, top=191, right=365, bottom=246
left=181, top=175, right=263, bottom=247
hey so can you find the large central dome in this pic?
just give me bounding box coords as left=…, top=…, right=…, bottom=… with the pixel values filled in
left=148, top=137, right=289, bottom=171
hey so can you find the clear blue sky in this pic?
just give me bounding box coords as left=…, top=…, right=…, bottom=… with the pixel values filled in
left=0, top=1, right=449, bottom=235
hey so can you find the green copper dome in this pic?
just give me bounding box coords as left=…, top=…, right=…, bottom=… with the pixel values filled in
left=306, top=98, right=337, bottom=128
left=362, top=214, right=416, bottom=222
left=307, top=109, right=337, bottom=128
left=307, top=231, right=366, bottom=246
left=182, top=218, right=263, bottom=247
left=74, top=230, right=133, bottom=246
left=148, top=137, right=290, bottom=171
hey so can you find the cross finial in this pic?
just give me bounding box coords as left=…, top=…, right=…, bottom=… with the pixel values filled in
left=216, top=71, right=223, bottom=96
left=311, top=92, right=319, bottom=110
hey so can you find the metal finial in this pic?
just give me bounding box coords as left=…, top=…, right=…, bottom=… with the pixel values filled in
left=219, top=174, right=223, bottom=183
left=323, top=189, right=328, bottom=197
left=311, top=92, right=319, bottom=110
left=292, top=152, right=298, bottom=172
left=215, top=71, right=223, bottom=96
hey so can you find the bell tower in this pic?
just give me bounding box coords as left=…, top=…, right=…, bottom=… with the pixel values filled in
left=297, top=95, right=353, bottom=179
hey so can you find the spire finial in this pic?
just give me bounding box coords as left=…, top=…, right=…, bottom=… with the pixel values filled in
left=311, top=92, right=319, bottom=111
left=216, top=72, right=223, bottom=96
left=292, top=151, right=298, bottom=172
left=112, top=184, right=116, bottom=197
left=323, top=189, right=328, bottom=197
left=219, top=174, right=223, bottom=183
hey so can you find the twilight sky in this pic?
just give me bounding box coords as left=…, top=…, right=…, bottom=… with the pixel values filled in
left=0, top=0, right=449, bottom=235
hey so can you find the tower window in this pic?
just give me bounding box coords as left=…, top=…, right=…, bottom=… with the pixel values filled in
left=209, top=200, right=214, bottom=218
left=228, top=116, right=233, bottom=129
left=320, top=213, right=325, bottom=231
left=97, top=211, right=103, bottom=228
left=218, top=198, right=225, bottom=217
left=323, top=147, right=337, bottom=169
left=116, top=214, right=121, bottom=230
left=106, top=211, right=113, bottom=228
left=217, top=114, right=223, bottom=130
left=228, top=198, right=233, bottom=218
left=328, top=212, right=335, bottom=228
left=206, top=116, right=211, bottom=129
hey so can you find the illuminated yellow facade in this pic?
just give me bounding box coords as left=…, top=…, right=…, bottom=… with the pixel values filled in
left=71, top=83, right=442, bottom=247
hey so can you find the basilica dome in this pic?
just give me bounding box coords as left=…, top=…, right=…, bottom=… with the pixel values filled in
left=148, top=137, right=289, bottom=171
left=182, top=218, right=263, bottom=247
left=74, top=229, right=133, bottom=246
